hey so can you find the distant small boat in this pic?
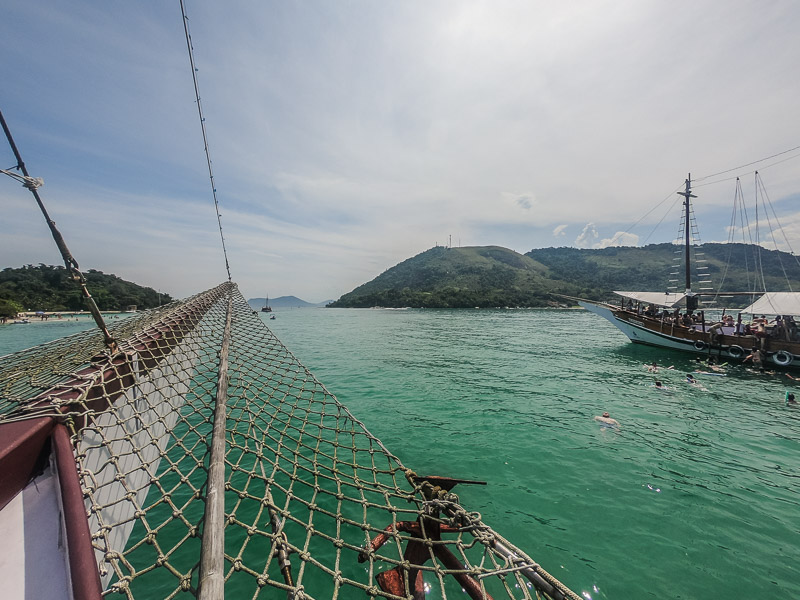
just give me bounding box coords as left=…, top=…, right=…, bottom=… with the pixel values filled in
left=261, top=293, right=272, bottom=313
left=270, top=315, right=276, bottom=320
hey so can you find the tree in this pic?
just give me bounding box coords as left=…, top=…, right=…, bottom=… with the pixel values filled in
left=0, top=298, right=24, bottom=318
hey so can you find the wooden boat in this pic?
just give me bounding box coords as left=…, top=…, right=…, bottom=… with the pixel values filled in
left=578, top=175, right=800, bottom=369
left=260, top=293, right=272, bottom=312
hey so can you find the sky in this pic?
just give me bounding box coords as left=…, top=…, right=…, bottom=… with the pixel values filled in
left=2, top=1, right=800, bottom=303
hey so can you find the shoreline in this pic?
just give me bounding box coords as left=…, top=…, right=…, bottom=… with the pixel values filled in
left=2, top=311, right=133, bottom=325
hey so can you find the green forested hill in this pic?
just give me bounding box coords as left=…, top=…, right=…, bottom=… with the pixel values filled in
left=526, top=243, right=800, bottom=295
left=0, top=264, right=172, bottom=313
left=329, top=246, right=587, bottom=308
left=329, top=243, right=800, bottom=308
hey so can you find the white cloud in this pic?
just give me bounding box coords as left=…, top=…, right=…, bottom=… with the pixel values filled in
left=499, top=192, right=537, bottom=216
left=598, top=232, right=640, bottom=248
left=2, top=1, right=800, bottom=300
left=574, top=223, right=599, bottom=248
left=574, top=226, right=639, bottom=249
left=515, top=195, right=534, bottom=210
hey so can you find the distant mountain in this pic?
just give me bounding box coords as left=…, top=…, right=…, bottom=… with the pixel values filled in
left=247, top=296, right=332, bottom=310
left=327, top=243, right=800, bottom=309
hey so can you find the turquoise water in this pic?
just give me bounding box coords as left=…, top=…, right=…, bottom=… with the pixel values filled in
left=266, top=308, right=800, bottom=600
left=0, top=314, right=133, bottom=357
left=2, top=307, right=798, bottom=599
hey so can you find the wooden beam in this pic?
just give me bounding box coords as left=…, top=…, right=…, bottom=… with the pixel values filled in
left=198, top=293, right=233, bottom=599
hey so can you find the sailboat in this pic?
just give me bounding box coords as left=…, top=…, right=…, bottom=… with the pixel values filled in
left=260, top=293, right=272, bottom=312
left=578, top=174, right=800, bottom=369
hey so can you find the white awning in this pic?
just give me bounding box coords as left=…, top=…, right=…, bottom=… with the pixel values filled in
left=740, top=292, right=800, bottom=316
left=612, top=291, right=686, bottom=308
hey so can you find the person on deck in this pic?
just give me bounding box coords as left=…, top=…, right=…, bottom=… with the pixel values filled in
left=771, top=316, right=786, bottom=340
left=709, top=321, right=724, bottom=343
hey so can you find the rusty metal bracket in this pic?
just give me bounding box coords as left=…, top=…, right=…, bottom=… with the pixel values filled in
left=360, top=475, right=492, bottom=600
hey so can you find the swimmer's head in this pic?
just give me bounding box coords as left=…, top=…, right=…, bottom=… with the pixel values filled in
left=602, top=412, right=610, bottom=418
left=789, top=394, right=796, bottom=401
left=655, top=381, right=662, bottom=386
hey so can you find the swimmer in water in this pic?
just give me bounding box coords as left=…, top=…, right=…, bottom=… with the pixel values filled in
left=647, top=361, right=659, bottom=373
left=787, top=392, right=797, bottom=406
left=594, top=412, right=620, bottom=427
left=686, top=374, right=697, bottom=384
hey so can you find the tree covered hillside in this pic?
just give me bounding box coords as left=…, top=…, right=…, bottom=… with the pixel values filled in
left=328, top=246, right=585, bottom=308
left=526, top=243, right=800, bottom=295
left=0, top=264, right=172, bottom=313
left=329, top=243, right=800, bottom=309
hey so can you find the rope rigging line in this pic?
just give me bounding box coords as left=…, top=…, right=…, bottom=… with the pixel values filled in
left=0, top=285, right=582, bottom=600
left=0, top=108, right=118, bottom=353
left=693, top=143, right=800, bottom=182
left=600, top=183, right=684, bottom=248
left=692, top=151, right=800, bottom=190
left=179, top=0, right=232, bottom=283
left=754, top=171, right=797, bottom=291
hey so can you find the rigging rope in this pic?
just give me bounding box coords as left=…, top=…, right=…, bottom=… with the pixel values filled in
left=0, top=109, right=118, bottom=353
left=179, top=0, right=232, bottom=283
left=601, top=184, right=683, bottom=248
left=755, top=172, right=796, bottom=292
left=694, top=143, right=800, bottom=182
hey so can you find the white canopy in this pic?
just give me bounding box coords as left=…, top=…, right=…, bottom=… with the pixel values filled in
left=613, top=291, right=686, bottom=308
left=740, top=292, right=800, bottom=316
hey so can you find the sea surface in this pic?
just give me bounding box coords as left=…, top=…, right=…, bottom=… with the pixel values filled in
left=2, top=307, right=798, bottom=599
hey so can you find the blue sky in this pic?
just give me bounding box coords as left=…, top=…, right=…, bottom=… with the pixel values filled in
left=2, top=1, right=800, bottom=302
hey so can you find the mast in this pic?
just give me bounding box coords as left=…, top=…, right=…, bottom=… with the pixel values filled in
left=677, top=174, right=698, bottom=312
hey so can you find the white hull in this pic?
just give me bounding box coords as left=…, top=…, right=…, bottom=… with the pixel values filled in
left=579, top=301, right=699, bottom=351
left=579, top=300, right=799, bottom=367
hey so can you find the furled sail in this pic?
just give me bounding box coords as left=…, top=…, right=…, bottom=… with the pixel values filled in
left=613, top=291, right=687, bottom=308
left=740, top=292, right=800, bottom=316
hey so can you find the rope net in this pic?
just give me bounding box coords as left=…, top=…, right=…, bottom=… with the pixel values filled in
left=0, top=283, right=580, bottom=600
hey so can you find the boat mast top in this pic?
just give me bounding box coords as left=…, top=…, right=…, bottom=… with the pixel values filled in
left=677, top=174, right=697, bottom=310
